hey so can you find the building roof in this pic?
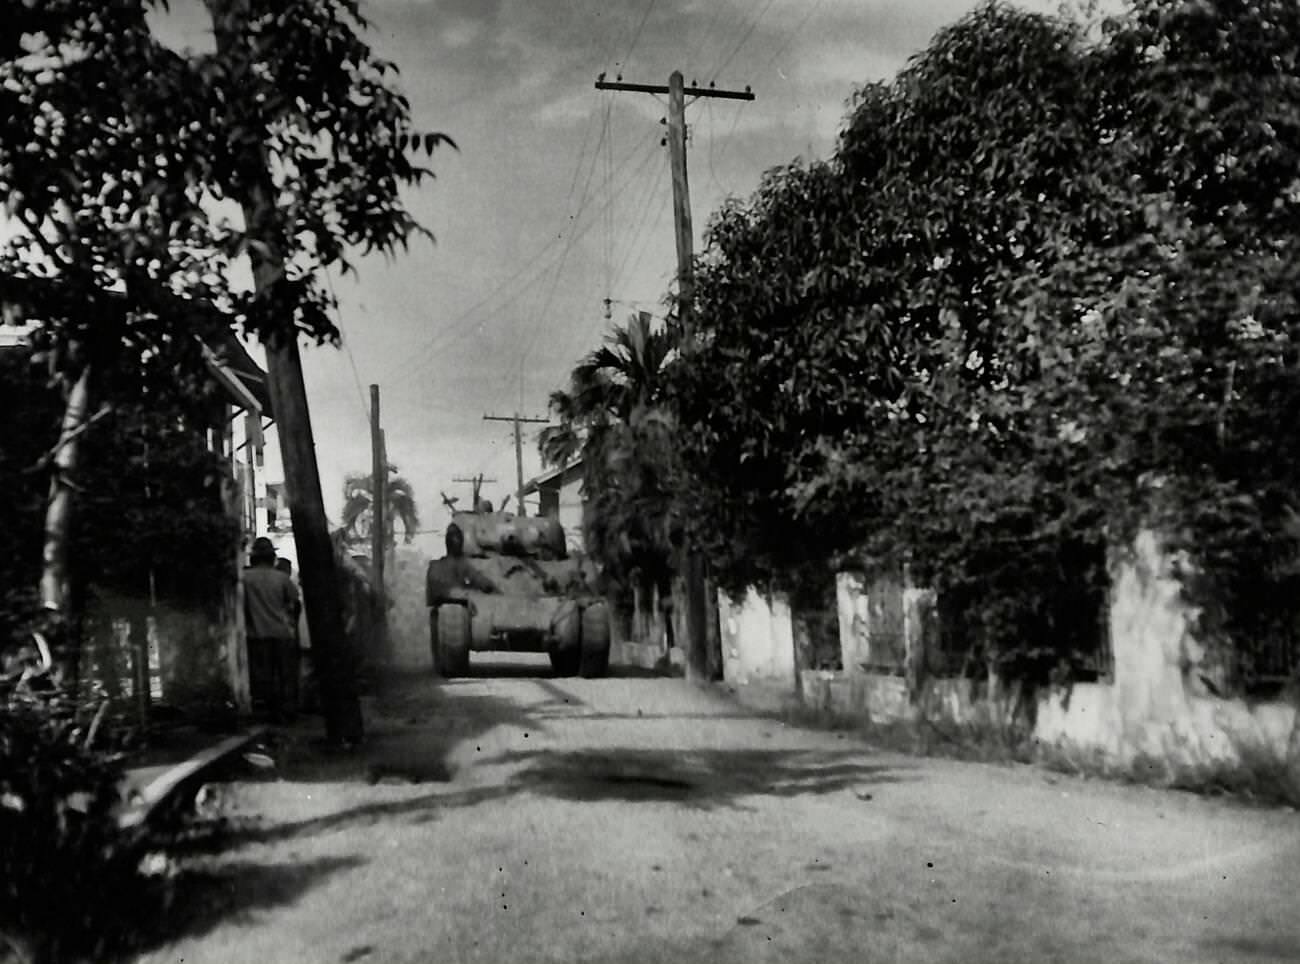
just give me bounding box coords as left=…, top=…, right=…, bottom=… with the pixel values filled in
left=0, top=272, right=273, bottom=417
left=521, top=458, right=584, bottom=496
left=204, top=327, right=273, bottom=416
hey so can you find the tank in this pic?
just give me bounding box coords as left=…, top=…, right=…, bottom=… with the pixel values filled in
left=425, top=509, right=611, bottom=678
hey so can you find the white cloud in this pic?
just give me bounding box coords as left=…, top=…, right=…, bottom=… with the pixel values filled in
left=441, top=19, right=483, bottom=49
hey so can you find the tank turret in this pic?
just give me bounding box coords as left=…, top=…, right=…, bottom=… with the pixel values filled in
left=451, top=510, right=566, bottom=560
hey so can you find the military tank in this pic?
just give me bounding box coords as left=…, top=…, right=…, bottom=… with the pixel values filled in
left=425, top=505, right=611, bottom=678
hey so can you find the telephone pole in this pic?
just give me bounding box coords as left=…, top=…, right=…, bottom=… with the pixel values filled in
left=484, top=413, right=549, bottom=516
left=208, top=0, right=362, bottom=745
left=369, top=386, right=386, bottom=643
left=595, top=70, right=753, bottom=683
left=452, top=476, right=497, bottom=507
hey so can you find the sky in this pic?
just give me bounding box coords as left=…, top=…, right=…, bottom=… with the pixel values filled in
left=149, top=0, right=1069, bottom=553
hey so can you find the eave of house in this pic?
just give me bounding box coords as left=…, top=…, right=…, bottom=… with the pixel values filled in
left=0, top=271, right=273, bottom=419
left=522, top=458, right=584, bottom=497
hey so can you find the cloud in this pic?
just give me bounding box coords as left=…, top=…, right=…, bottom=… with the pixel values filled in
left=441, top=18, right=484, bottom=50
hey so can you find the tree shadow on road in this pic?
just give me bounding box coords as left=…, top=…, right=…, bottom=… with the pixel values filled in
left=216, top=782, right=518, bottom=848
left=492, top=746, right=914, bottom=810
left=86, top=853, right=365, bottom=963
left=260, top=675, right=545, bottom=785
left=458, top=657, right=677, bottom=680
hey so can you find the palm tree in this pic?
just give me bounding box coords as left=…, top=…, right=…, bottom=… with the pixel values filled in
left=340, top=469, right=420, bottom=550
left=539, top=312, right=681, bottom=646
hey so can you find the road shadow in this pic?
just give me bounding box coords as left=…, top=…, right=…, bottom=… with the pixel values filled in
left=493, top=746, right=913, bottom=810
left=62, top=852, right=365, bottom=964
left=460, top=656, right=678, bottom=680
left=245, top=673, right=545, bottom=786
left=217, top=782, right=517, bottom=848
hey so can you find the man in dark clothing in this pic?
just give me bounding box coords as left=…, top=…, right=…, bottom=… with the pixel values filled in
left=244, top=537, right=301, bottom=722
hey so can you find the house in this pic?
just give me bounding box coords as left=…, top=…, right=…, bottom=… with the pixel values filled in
left=1, top=285, right=275, bottom=718
left=521, top=459, right=586, bottom=554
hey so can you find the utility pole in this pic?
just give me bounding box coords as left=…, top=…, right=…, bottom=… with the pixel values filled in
left=484, top=413, right=548, bottom=517
left=208, top=0, right=362, bottom=745
left=452, top=475, right=497, bottom=508
left=370, top=385, right=387, bottom=661
left=595, top=70, right=753, bottom=683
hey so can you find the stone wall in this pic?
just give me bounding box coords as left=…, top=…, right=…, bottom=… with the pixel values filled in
left=719, top=588, right=796, bottom=687
left=785, top=531, right=1297, bottom=774
left=1033, top=530, right=1296, bottom=772
left=387, top=546, right=433, bottom=670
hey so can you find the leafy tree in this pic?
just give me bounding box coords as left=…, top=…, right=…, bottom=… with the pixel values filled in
left=2, top=0, right=452, bottom=742
left=340, top=470, right=420, bottom=549
left=674, top=0, right=1300, bottom=704
left=541, top=312, right=681, bottom=619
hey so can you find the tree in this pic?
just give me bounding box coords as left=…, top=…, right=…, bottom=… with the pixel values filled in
left=674, top=0, right=1300, bottom=706
left=540, top=312, right=682, bottom=636
left=1, top=0, right=454, bottom=744
left=340, top=470, right=420, bottom=550
left=1, top=1, right=245, bottom=670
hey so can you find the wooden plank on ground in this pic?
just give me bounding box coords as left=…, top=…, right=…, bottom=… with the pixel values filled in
left=117, top=726, right=269, bottom=830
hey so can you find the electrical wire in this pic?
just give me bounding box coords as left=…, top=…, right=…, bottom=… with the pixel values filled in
left=610, top=144, right=668, bottom=292
left=622, top=0, right=660, bottom=69
left=506, top=96, right=612, bottom=405
left=383, top=119, right=657, bottom=389
left=379, top=103, right=610, bottom=387
left=512, top=135, right=664, bottom=397
left=761, top=0, right=826, bottom=72
left=712, top=0, right=781, bottom=83
left=322, top=266, right=376, bottom=439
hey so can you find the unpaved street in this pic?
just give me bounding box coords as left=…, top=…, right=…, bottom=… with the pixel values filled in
left=138, top=657, right=1300, bottom=964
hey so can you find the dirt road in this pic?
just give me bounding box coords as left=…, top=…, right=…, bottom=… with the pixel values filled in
left=136, top=656, right=1300, bottom=964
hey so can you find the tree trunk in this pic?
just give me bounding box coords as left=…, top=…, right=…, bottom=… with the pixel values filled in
left=39, top=362, right=92, bottom=685
left=649, top=580, right=666, bottom=654
left=703, top=569, right=723, bottom=680
left=631, top=577, right=649, bottom=644
left=207, top=0, right=363, bottom=746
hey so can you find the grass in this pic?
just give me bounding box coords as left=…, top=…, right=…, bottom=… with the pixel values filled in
left=737, top=686, right=1300, bottom=810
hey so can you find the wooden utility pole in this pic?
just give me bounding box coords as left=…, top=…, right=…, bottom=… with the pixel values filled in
left=452, top=475, right=497, bottom=508
left=484, top=413, right=548, bottom=517
left=594, top=70, right=753, bottom=682
left=208, top=0, right=363, bottom=745
left=370, top=385, right=388, bottom=659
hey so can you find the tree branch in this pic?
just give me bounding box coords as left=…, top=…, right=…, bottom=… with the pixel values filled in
left=24, top=404, right=114, bottom=475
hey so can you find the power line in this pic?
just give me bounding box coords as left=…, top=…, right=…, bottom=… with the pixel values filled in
left=687, top=2, right=739, bottom=73
left=322, top=266, right=374, bottom=437
left=761, top=0, right=826, bottom=72
left=622, top=0, right=660, bottom=68
left=506, top=126, right=663, bottom=392
left=379, top=104, right=614, bottom=387
left=712, top=0, right=781, bottom=82
left=384, top=123, right=658, bottom=390
left=513, top=134, right=664, bottom=382
left=505, top=96, right=612, bottom=406
left=611, top=144, right=669, bottom=292
left=712, top=94, right=751, bottom=167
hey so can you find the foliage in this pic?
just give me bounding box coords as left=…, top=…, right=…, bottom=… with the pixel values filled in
left=1, top=0, right=451, bottom=351
left=0, top=344, right=240, bottom=654
left=0, top=350, right=62, bottom=649
left=0, top=0, right=449, bottom=626
left=540, top=312, right=681, bottom=591
left=340, top=470, right=420, bottom=549
left=0, top=686, right=212, bottom=964
left=673, top=0, right=1300, bottom=687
